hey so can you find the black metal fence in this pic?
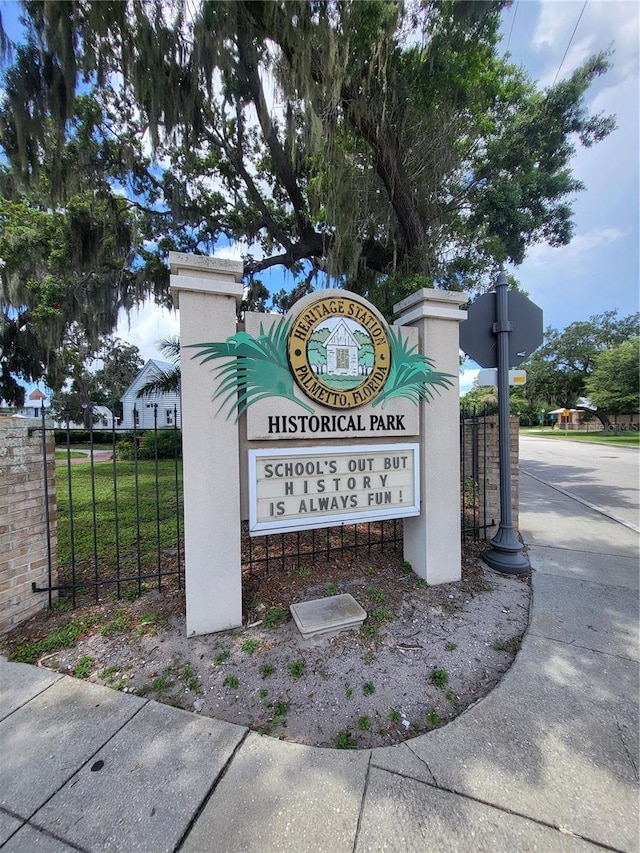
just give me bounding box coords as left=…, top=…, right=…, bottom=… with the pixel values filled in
left=460, top=406, right=495, bottom=541
left=34, top=404, right=183, bottom=607
left=242, top=519, right=403, bottom=581
left=30, top=404, right=492, bottom=608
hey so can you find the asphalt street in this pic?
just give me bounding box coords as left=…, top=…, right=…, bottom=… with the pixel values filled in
left=519, top=434, right=640, bottom=531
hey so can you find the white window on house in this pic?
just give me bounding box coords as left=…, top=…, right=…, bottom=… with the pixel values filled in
left=165, top=409, right=174, bottom=426
left=134, top=408, right=140, bottom=426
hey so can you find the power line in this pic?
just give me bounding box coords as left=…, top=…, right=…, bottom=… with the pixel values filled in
left=504, top=1, right=519, bottom=55
left=552, top=0, right=588, bottom=87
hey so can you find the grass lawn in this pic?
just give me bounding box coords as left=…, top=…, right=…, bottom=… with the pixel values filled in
left=64, top=443, right=114, bottom=453
left=55, top=459, right=184, bottom=572
left=520, top=428, right=639, bottom=447
left=55, top=450, right=87, bottom=460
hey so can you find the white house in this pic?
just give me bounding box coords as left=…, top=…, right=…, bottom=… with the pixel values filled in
left=91, top=406, right=118, bottom=429
left=6, top=387, right=118, bottom=428
left=120, top=360, right=181, bottom=430
left=48, top=405, right=117, bottom=430
left=16, top=387, right=49, bottom=418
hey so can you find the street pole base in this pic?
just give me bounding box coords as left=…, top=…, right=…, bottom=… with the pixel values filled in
left=483, top=524, right=530, bottom=575
left=483, top=546, right=530, bottom=574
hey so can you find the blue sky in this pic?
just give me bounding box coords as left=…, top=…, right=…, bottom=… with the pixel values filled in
left=2, top=1, right=638, bottom=387
left=502, top=0, right=638, bottom=319
left=467, top=0, right=639, bottom=390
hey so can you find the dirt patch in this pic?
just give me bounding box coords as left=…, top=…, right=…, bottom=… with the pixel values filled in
left=2, top=547, right=530, bottom=749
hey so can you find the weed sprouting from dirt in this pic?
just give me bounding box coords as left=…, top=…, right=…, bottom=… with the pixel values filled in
left=179, top=664, right=200, bottom=692
left=100, top=609, right=133, bottom=637
left=272, top=700, right=290, bottom=717
left=262, top=607, right=288, bottom=628
left=492, top=638, right=521, bottom=654
left=73, top=655, right=95, bottom=679
left=9, top=615, right=99, bottom=664
left=444, top=689, right=459, bottom=706
left=241, top=638, right=260, bottom=655
left=429, top=668, right=449, bottom=689
left=426, top=708, right=441, bottom=726
left=287, top=660, right=306, bottom=680
left=334, top=730, right=358, bottom=749
left=139, top=668, right=175, bottom=697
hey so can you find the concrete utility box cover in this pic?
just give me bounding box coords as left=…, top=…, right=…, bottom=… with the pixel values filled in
left=290, top=594, right=367, bottom=640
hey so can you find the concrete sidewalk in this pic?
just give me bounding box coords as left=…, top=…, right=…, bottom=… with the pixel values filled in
left=1, top=476, right=638, bottom=852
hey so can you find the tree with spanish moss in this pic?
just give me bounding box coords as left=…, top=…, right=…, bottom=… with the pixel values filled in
left=0, top=0, right=616, bottom=393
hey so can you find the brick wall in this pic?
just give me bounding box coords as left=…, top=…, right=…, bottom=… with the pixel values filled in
left=462, top=414, right=519, bottom=539
left=0, top=418, right=57, bottom=634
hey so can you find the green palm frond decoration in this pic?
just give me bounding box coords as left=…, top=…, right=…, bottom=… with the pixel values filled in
left=186, top=319, right=314, bottom=421
left=373, top=327, right=455, bottom=408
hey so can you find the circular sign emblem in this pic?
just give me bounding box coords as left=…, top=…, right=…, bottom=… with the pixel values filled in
left=288, top=296, right=391, bottom=409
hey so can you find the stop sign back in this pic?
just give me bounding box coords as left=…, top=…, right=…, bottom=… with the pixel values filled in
left=459, top=291, right=543, bottom=368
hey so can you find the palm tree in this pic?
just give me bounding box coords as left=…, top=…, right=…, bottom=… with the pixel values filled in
left=136, top=337, right=181, bottom=398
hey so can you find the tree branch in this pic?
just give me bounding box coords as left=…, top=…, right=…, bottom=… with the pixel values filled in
left=345, top=91, right=425, bottom=260
left=234, top=6, right=316, bottom=243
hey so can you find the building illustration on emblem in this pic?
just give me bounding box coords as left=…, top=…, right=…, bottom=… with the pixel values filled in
left=307, top=316, right=375, bottom=381
left=324, top=320, right=360, bottom=377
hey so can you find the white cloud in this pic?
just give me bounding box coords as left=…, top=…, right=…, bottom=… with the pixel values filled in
left=533, top=0, right=639, bottom=88
left=115, top=238, right=266, bottom=363
left=567, top=226, right=627, bottom=252
left=532, top=1, right=569, bottom=50
left=524, top=225, right=627, bottom=269
left=116, top=303, right=180, bottom=364
left=459, top=368, right=480, bottom=396
left=216, top=238, right=268, bottom=263
left=215, top=242, right=246, bottom=262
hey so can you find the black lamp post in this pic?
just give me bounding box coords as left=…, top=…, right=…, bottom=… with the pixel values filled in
left=482, top=269, right=530, bottom=575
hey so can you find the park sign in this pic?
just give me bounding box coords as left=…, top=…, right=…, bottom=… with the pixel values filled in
left=187, top=289, right=453, bottom=537
left=171, top=254, right=468, bottom=635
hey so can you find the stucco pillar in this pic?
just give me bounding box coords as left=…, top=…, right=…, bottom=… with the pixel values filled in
left=394, top=289, right=467, bottom=584
left=170, top=252, right=244, bottom=636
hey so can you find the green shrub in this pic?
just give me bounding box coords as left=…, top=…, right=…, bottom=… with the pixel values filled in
left=116, top=429, right=182, bottom=461
left=54, top=429, right=115, bottom=446
left=115, top=438, right=135, bottom=460
left=143, top=429, right=182, bottom=459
